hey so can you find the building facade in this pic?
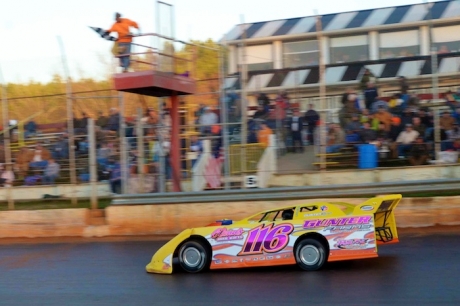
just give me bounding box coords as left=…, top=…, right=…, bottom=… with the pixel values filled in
left=223, top=0, right=460, bottom=110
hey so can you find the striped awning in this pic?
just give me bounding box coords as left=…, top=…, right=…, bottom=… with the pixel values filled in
left=224, top=53, right=460, bottom=91
left=224, top=1, right=460, bottom=41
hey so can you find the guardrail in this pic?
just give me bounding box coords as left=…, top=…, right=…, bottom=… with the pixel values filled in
left=111, top=178, right=460, bottom=205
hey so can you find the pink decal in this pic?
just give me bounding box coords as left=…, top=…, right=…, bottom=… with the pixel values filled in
left=334, top=238, right=370, bottom=250
left=211, top=228, right=244, bottom=241
left=239, top=223, right=294, bottom=255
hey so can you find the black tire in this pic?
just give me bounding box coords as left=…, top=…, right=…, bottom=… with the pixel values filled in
left=178, top=240, right=210, bottom=273
left=294, top=238, right=327, bottom=271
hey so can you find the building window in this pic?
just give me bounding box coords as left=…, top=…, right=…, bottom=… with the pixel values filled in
left=432, top=25, right=460, bottom=54
left=379, top=30, right=420, bottom=59
left=237, top=44, right=273, bottom=71
left=330, top=35, right=368, bottom=63
left=283, top=40, right=319, bottom=68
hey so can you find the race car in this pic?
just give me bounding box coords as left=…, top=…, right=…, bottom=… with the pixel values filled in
left=146, top=194, right=401, bottom=274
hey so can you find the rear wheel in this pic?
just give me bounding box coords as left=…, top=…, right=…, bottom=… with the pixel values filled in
left=178, top=240, right=210, bottom=273
left=295, top=238, right=327, bottom=271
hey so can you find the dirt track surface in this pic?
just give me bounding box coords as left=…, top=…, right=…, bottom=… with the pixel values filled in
left=0, top=226, right=459, bottom=306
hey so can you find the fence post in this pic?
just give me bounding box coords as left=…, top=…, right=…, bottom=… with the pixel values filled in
left=88, top=118, right=98, bottom=209
left=136, top=108, right=145, bottom=193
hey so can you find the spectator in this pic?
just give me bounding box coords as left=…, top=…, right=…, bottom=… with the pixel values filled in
left=388, top=116, right=403, bottom=142
left=440, top=111, right=455, bottom=131
left=360, top=69, right=376, bottom=91
left=412, top=117, right=426, bottom=138
left=393, top=124, right=419, bottom=158
left=0, top=163, right=15, bottom=187
left=142, top=108, right=159, bottom=126
left=360, top=122, right=377, bottom=143
left=24, top=120, right=38, bottom=138
left=400, top=108, right=415, bottom=127
left=106, top=108, right=121, bottom=132
left=51, top=134, right=69, bottom=160
left=438, top=45, right=450, bottom=54
left=399, top=76, right=409, bottom=95
left=370, top=97, right=389, bottom=114
left=287, top=109, right=304, bottom=153
left=187, top=133, right=203, bottom=168
left=108, top=158, right=122, bottom=194
left=346, top=114, right=361, bottom=134
left=253, top=105, right=268, bottom=120
left=304, top=104, right=319, bottom=145
left=257, top=121, right=273, bottom=149
left=374, top=106, right=392, bottom=131
left=447, top=123, right=460, bottom=140
left=364, top=83, right=379, bottom=110
left=15, top=147, right=31, bottom=177
left=376, top=122, right=389, bottom=140
left=96, top=111, right=108, bottom=128
left=97, top=143, right=113, bottom=166
left=326, top=124, right=345, bottom=153
left=42, top=158, right=60, bottom=185
left=199, top=107, right=218, bottom=135
left=408, top=136, right=429, bottom=166
left=194, top=104, right=206, bottom=124
left=341, top=88, right=355, bottom=105
left=257, top=93, right=271, bottom=113
left=29, top=144, right=51, bottom=169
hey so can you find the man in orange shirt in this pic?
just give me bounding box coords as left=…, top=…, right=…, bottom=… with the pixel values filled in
left=107, top=13, right=140, bottom=72
left=257, top=121, right=273, bottom=148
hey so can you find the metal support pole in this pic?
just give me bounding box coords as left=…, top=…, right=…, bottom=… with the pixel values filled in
left=57, top=36, right=78, bottom=205
left=219, top=39, right=231, bottom=190
left=158, top=98, right=166, bottom=193
left=425, top=0, right=441, bottom=159
left=240, top=15, right=248, bottom=187
left=136, top=108, right=145, bottom=193
left=170, top=93, right=182, bottom=192
left=0, top=65, right=14, bottom=210
left=88, top=118, right=98, bottom=209
left=119, top=93, right=129, bottom=194
left=315, top=12, right=327, bottom=171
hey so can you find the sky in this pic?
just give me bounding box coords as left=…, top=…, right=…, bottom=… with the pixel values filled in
left=0, top=0, right=441, bottom=84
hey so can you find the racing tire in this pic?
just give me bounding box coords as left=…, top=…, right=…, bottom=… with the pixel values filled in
left=294, top=238, right=327, bottom=271
left=178, top=240, right=210, bottom=273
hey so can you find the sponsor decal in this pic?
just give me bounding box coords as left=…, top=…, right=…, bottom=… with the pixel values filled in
left=213, top=253, right=291, bottom=265
left=211, top=227, right=244, bottom=241
left=239, top=223, right=294, bottom=255
left=334, top=239, right=369, bottom=250
left=162, top=254, right=172, bottom=270
left=361, top=205, right=374, bottom=211
left=320, top=205, right=328, bottom=211
left=303, top=216, right=372, bottom=229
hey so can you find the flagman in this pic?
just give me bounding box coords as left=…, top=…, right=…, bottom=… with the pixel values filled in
left=106, top=12, right=140, bottom=72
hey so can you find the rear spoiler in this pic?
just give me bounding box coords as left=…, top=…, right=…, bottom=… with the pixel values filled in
left=354, top=195, right=402, bottom=244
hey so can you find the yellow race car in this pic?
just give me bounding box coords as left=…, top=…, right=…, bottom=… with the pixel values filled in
left=146, top=194, right=401, bottom=274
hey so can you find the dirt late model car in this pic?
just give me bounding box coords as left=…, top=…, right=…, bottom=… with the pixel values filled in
left=146, top=194, right=401, bottom=274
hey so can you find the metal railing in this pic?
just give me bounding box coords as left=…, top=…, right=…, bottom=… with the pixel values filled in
left=111, top=178, right=460, bottom=205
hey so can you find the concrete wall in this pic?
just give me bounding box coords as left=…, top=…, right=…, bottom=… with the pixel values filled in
left=269, top=164, right=460, bottom=187
left=0, top=183, right=112, bottom=202
left=1, top=196, right=459, bottom=239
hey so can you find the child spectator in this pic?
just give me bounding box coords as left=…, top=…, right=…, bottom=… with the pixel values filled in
left=42, top=158, right=60, bottom=185
left=257, top=121, right=273, bottom=149
left=408, top=136, right=429, bottom=166
left=0, top=163, right=15, bottom=187
left=29, top=144, right=51, bottom=169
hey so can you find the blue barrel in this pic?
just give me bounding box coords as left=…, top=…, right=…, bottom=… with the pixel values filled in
left=358, top=144, right=377, bottom=169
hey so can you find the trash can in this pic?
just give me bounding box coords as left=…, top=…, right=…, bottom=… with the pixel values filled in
left=358, top=144, right=377, bottom=169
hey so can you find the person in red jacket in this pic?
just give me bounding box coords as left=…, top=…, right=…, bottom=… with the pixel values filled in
left=107, top=13, right=140, bottom=72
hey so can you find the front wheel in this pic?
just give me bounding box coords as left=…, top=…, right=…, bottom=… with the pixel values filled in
left=178, top=240, right=210, bottom=273
left=295, top=238, right=327, bottom=271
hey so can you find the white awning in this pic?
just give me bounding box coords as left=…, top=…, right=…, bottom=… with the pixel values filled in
left=238, top=45, right=273, bottom=64
left=330, top=35, right=367, bottom=47
left=380, top=30, right=419, bottom=48
left=433, top=25, right=460, bottom=43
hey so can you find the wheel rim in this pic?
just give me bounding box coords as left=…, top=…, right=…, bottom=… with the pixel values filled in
left=299, top=245, right=320, bottom=266
left=182, top=247, right=202, bottom=267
